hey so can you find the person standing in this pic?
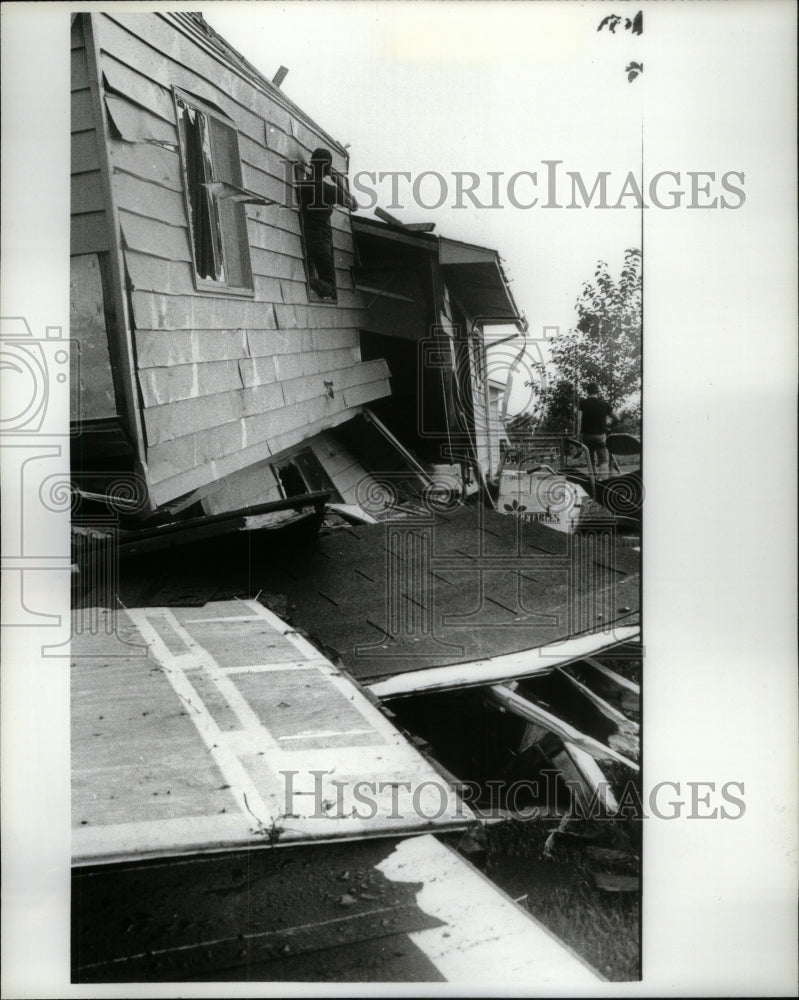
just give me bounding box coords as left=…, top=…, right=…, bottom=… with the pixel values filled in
left=297, top=147, right=357, bottom=301
left=577, top=382, right=618, bottom=476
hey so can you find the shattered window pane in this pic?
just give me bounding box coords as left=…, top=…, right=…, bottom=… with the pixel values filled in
left=175, top=95, right=252, bottom=290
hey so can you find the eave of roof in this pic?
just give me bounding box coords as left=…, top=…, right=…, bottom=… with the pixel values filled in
left=167, top=12, right=349, bottom=158
left=352, top=217, right=523, bottom=326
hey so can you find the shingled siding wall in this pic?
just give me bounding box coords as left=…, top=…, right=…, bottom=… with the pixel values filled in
left=89, top=12, right=390, bottom=508
left=71, top=17, right=107, bottom=256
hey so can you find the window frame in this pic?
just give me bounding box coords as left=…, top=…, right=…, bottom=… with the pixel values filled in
left=271, top=447, right=343, bottom=502
left=172, top=87, right=254, bottom=298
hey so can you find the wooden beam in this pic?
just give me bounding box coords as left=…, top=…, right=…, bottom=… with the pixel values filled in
left=583, top=656, right=640, bottom=693
left=375, top=206, right=405, bottom=227
left=556, top=666, right=639, bottom=732
left=368, top=626, right=641, bottom=699
left=553, top=741, right=619, bottom=815
left=488, top=684, right=638, bottom=771
left=271, top=65, right=289, bottom=87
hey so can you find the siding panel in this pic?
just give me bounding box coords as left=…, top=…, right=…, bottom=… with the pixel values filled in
left=72, top=130, right=100, bottom=173
left=88, top=11, right=388, bottom=508
left=143, top=383, right=286, bottom=446
left=120, top=212, right=192, bottom=263
left=71, top=171, right=105, bottom=215
left=114, top=171, right=187, bottom=228
left=71, top=213, right=109, bottom=256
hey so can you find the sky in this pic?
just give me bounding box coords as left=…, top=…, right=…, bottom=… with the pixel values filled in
left=204, top=2, right=644, bottom=408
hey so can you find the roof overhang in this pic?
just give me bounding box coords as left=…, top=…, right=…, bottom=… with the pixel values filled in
left=439, top=238, right=522, bottom=326
left=352, top=218, right=523, bottom=330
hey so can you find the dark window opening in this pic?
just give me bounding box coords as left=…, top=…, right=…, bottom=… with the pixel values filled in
left=175, top=93, right=253, bottom=293
left=273, top=448, right=342, bottom=501
left=295, top=149, right=356, bottom=304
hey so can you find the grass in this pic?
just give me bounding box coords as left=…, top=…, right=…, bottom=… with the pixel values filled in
left=482, top=816, right=641, bottom=981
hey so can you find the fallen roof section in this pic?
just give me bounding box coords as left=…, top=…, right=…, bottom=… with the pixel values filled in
left=247, top=505, right=640, bottom=685
left=71, top=599, right=470, bottom=867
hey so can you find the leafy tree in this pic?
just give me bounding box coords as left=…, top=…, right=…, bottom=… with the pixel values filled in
left=531, top=248, right=642, bottom=435
left=598, top=10, right=643, bottom=82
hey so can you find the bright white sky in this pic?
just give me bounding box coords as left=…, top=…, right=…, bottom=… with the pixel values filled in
left=205, top=1, right=643, bottom=408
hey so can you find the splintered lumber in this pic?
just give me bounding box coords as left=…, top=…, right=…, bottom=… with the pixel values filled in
left=553, top=741, right=619, bottom=815
left=592, top=872, right=640, bottom=893
left=488, top=684, right=638, bottom=771
left=556, top=666, right=639, bottom=732
left=582, top=656, right=640, bottom=712
left=368, top=626, right=641, bottom=699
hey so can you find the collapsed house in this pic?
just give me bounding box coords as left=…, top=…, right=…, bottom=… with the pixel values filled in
left=353, top=215, right=524, bottom=490
left=72, top=11, right=396, bottom=525
left=70, top=11, right=524, bottom=531
left=69, top=11, right=641, bottom=984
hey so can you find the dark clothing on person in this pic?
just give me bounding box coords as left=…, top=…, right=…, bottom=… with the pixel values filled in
left=579, top=396, right=613, bottom=435
left=298, top=175, right=347, bottom=299
left=579, top=393, right=615, bottom=472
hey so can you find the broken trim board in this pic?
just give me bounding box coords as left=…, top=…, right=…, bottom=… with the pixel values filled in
left=368, top=625, right=640, bottom=699
left=376, top=835, right=602, bottom=983
left=72, top=599, right=471, bottom=866
left=584, top=655, right=641, bottom=697
left=557, top=665, right=639, bottom=731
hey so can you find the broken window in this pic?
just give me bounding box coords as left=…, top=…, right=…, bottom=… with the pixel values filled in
left=272, top=448, right=342, bottom=501
left=174, top=92, right=253, bottom=293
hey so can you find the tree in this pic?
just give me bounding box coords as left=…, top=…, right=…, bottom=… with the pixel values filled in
left=598, top=10, right=643, bottom=82
left=531, top=248, right=642, bottom=435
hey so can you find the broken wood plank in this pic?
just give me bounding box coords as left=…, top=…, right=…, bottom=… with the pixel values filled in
left=105, top=93, right=178, bottom=145
left=487, top=684, right=638, bottom=770
left=582, top=657, right=641, bottom=713
left=368, top=627, right=640, bottom=700
left=361, top=408, right=434, bottom=484
left=555, top=741, right=619, bottom=815
left=584, top=846, right=636, bottom=866
left=556, top=665, right=638, bottom=731
left=327, top=504, right=379, bottom=526
left=592, top=872, right=640, bottom=893
left=101, top=51, right=176, bottom=122
left=583, top=656, right=640, bottom=694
